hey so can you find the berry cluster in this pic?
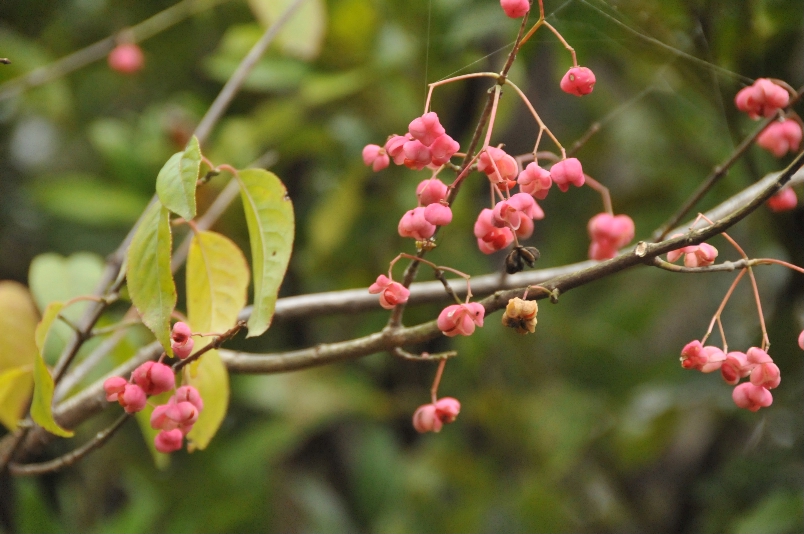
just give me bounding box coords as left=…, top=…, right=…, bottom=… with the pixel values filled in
left=734, top=78, right=801, bottom=212
left=103, top=322, right=203, bottom=453
left=680, top=342, right=780, bottom=412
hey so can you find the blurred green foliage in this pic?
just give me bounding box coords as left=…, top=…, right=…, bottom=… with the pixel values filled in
left=1, top=0, right=803, bottom=532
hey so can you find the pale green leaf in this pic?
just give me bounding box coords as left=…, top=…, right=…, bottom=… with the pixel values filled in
left=155, top=136, right=201, bottom=220
left=247, top=0, right=326, bottom=60
left=237, top=169, right=294, bottom=337
left=187, top=231, right=250, bottom=333
left=0, top=281, right=39, bottom=371
left=29, top=252, right=105, bottom=321
left=127, top=202, right=177, bottom=354
left=186, top=349, right=229, bottom=451
left=0, top=367, right=33, bottom=432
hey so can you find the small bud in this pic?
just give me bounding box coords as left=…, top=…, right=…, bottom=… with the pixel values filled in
left=501, top=297, right=538, bottom=334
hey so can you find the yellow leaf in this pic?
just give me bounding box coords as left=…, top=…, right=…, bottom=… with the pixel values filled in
left=0, top=281, right=39, bottom=371
left=187, top=231, right=250, bottom=334
left=0, top=367, right=33, bottom=432
left=185, top=349, right=229, bottom=451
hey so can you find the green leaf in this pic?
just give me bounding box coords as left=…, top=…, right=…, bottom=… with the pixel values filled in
left=29, top=252, right=105, bottom=321
left=127, top=202, right=177, bottom=354
left=0, top=367, right=33, bottom=432
left=247, top=0, right=327, bottom=61
left=31, top=305, right=74, bottom=437
left=0, top=281, right=39, bottom=371
left=237, top=169, right=294, bottom=337
left=155, top=136, right=201, bottom=220
left=186, top=349, right=229, bottom=451
left=187, top=231, right=250, bottom=333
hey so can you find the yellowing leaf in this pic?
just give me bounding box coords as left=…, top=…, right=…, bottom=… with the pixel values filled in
left=127, top=202, right=177, bottom=354
left=185, top=349, right=229, bottom=451
left=30, top=301, right=73, bottom=437
left=248, top=0, right=326, bottom=60
left=155, top=136, right=201, bottom=221
left=237, top=169, right=294, bottom=338
left=0, top=367, right=33, bottom=432
left=0, top=281, right=38, bottom=371
left=187, top=231, right=250, bottom=334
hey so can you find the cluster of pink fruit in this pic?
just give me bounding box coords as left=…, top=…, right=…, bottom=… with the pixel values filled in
left=735, top=78, right=802, bottom=212
left=103, top=322, right=202, bottom=452
left=680, top=342, right=782, bottom=412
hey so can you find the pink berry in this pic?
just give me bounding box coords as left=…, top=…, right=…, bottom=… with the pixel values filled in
left=492, top=193, right=544, bottom=239
left=757, top=119, right=802, bottom=158
left=132, top=361, right=175, bottom=396
left=402, top=139, right=432, bottom=170
left=416, top=178, right=449, bottom=206
left=560, top=66, right=596, bottom=97
left=732, top=382, right=773, bottom=412
left=412, top=403, right=441, bottom=433
left=174, top=385, right=204, bottom=412
left=478, top=147, right=518, bottom=189
left=437, top=303, right=485, bottom=337
left=587, top=213, right=635, bottom=260
left=429, top=133, right=460, bottom=166
left=517, top=163, right=553, bottom=199
left=550, top=158, right=585, bottom=192
left=108, top=43, right=144, bottom=74
left=423, top=203, right=453, bottom=226
left=799, top=330, right=804, bottom=350
left=408, top=112, right=446, bottom=147
left=720, top=351, right=749, bottom=385
left=362, top=144, right=390, bottom=171
left=154, top=429, right=184, bottom=453
left=103, top=376, right=128, bottom=402
left=368, top=274, right=411, bottom=310
left=474, top=209, right=514, bottom=254
left=398, top=207, right=437, bottom=240
left=734, top=78, right=790, bottom=119
left=171, top=322, right=195, bottom=359
left=500, top=0, right=530, bottom=18
left=385, top=134, right=411, bottom=165
left=118, top=384, right=147, bottom=413
left=434, top=397, right=461, bottom=423
left=767, top=188, right=798, bottom=212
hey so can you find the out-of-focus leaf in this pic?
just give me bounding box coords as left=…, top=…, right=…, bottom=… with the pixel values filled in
left=31, top=173, right=149, bottom=226
left=28, top=252, right=104, bottom=320
left=0, top=281, right=39, bottom=370
left=308, top=166, right=365, bottom=258
left=187, top=231, right=249, bottom=333
left=127, top=202, right=176, bottom=354
left=186, top=349, right=229, bottom=451
left=155, top=136, right=201, bottom=220
left=31, top=302, right=73, bottom=437
left=248, top=0, right=327, bottom=60
left=732, top=490, right=803, bottom=534
left=134, top=390, right=172, bottom=470
left=0, top=367, right=33, bottom=432
left=300, top=69, right=369, bottom=106
left=236, top=169, right=294, bottom=337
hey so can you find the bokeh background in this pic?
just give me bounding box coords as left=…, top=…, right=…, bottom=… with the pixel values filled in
left=1, top=0, right=803, bottom=532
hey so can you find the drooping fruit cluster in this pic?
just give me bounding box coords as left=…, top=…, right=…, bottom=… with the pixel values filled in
left=103, top=322, right=203, bottom=453
left=680, top=342, right=780, bottom=411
